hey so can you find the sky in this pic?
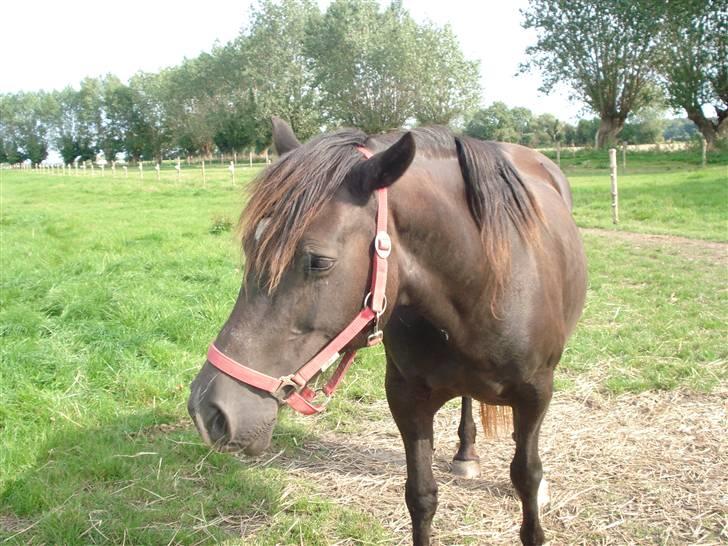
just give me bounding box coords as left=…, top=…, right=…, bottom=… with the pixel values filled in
left=0, top=0, right=585, bottom=123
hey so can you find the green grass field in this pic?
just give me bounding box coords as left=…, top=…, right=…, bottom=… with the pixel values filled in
left=1, top=150, right=726, bottom=544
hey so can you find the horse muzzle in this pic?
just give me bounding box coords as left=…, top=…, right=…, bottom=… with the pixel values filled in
left=187, top=361, right=278, bottom=455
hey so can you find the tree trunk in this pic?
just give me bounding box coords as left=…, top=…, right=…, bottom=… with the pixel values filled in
left=686, top=107, right=720, bottom=150
left=596, top=116, right=625, bottom=149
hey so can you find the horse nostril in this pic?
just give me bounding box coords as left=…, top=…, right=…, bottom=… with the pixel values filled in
left=207, top=407, right=230, bottom=445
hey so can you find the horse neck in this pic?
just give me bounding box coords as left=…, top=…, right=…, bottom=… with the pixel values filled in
left=390, top=157, right=496, bottom=343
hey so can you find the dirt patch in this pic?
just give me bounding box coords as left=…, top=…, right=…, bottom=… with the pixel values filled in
left=245, top=387, right=727, bottom=545
left=0, top=514, right=36, bottom=537
left=582, top=227, right=728, bottom=266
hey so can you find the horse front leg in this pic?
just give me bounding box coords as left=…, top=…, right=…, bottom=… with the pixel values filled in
left=510, top=377, right=553, bottom=546
left=451, top=396, right=481, bottom=478
left=385, top=357, right=444, bottom=546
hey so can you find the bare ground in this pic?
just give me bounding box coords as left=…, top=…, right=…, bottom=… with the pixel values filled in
left=248, top=385, right=727, bottom=545
left=581, top=228, right=728, bottom=267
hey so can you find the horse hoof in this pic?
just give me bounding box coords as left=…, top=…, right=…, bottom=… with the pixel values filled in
left=451, top=459, right=481, bottom=479
left=537, top=478, right=550, bottom=510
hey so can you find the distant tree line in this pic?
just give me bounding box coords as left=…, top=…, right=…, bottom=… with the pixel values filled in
left=0, top=0, right=480, bottom=165
left=2, top=0, right=725, bottom=165
left=464, top=101, right=699, bottom=148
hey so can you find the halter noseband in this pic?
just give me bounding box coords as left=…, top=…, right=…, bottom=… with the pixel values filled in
left=206, top=146, right=391, bottom=415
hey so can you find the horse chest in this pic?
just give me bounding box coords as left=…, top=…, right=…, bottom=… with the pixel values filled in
left=385, top=308, right=525, bottom=397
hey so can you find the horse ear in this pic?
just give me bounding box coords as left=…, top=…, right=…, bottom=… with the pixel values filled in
left=350, top=132, right=416, bottom=195
left=271, top=116, right=302, bottom=155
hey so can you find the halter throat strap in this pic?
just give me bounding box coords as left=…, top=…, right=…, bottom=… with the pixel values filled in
left=206, top=145, right=390, bottom=415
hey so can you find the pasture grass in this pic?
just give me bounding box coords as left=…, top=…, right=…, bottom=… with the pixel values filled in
left=546, top=147, right=728, bottom=241
left=1, top=154, right=726, bottom=544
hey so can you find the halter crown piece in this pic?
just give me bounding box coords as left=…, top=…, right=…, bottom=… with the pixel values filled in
left=206, top=146, right=391, bottom=415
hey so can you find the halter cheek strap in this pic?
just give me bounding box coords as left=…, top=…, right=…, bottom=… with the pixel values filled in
left=206, top=146, right=390, bottom=415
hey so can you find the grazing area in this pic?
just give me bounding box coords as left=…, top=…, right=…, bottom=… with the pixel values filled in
left=1, top=151, right=726, bottom=544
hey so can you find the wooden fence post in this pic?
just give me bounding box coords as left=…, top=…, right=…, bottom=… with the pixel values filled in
left=622, top=142, right=627, bottom=170
left=123, top=166, right=128, bottom=178
left=555, top=141, right=561, bottom=167
left=202, top=160, right=206, bottom=187
left=249, top=151, right=253, bottom=168
left=702, top=138, right=707, bottom=167
left=229, top=161, right=235, bottom=186
left=609, top=148, right=619, bottom=224
left=155, top=162, right=161, bottom=181
left=176, top=158, right=181, bottom=183
left=139, top=161, right=144, bottom=180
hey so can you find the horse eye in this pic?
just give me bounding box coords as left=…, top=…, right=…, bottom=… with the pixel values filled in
left=308, top=255, right=335, bottom=272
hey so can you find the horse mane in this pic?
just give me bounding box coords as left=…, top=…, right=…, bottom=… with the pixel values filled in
left=455, top=135, right=543, bottom=305
left=240, top=125, right=541, bottom=299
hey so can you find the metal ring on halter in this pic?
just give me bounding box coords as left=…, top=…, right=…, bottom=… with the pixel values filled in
left=273, top=374, right=300, bottom=402
left=367, top=330, right=384, bottom=346
left=362, top=293, right=388, bottom=316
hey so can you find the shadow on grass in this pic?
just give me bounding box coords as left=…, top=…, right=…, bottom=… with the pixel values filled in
left=0, top=413, right=307, bottom=545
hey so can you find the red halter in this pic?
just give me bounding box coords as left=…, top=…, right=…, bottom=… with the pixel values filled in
left=206, top=146, right=391, bottom=415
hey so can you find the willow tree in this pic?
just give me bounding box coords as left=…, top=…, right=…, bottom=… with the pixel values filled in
left=658, top=0, right=727, bottom=149
left=305, top=0, right=479, bottom=133
left=521, top=0, right=660, bottom=148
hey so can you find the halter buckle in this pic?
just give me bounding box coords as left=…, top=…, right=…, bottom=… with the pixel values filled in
left=374, top=231, right=392, bottom=258
left=274, top=374, right=301, bottom=401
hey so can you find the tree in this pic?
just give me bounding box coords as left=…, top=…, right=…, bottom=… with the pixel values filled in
left=620, top=104, right=667, bottom=144
left=521, top=0, right=661, bottom=148
left=535, top=113, right=563, bottom=145
left=163, top=55, right=224, bottom=157
left=465, top=102, right=517, bottom=142
left=242, top=0, right=322, bottom=142
left=409, top=22, right=480, bottom=125
left=213, top=90, right=259, bottom=154
left=658, top=0, right=727, bottom=148
left=575, top=117, right=600, bottom=146
left=54, top=89, right=91, bottom=164
left=663, top=118, right=698, bottom=142
left=0, top=92, right=57, bottom=165
left=306, top=0, right=479, bottom=132
left=99, top=75, right=132, bottom=162
left=128, top=72, right=172, bottom=161
left=465, top=102, right=543, bottom=145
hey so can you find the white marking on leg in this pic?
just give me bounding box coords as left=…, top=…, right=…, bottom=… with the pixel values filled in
left=537, top=477, right=550, bottom=510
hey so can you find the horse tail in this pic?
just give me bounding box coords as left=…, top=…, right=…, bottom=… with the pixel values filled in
left=479, top=403, right=513, bottom=439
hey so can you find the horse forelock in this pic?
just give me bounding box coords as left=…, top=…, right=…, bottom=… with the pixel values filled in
left=239, top=129, right=368, bottom=291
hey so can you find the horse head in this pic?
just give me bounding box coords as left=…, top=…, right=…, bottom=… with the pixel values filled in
left=187, top=119, right=414, bottom=455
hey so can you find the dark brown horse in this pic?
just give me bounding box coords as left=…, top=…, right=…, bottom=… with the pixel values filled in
left=187, top=118, right=587, bottom=545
